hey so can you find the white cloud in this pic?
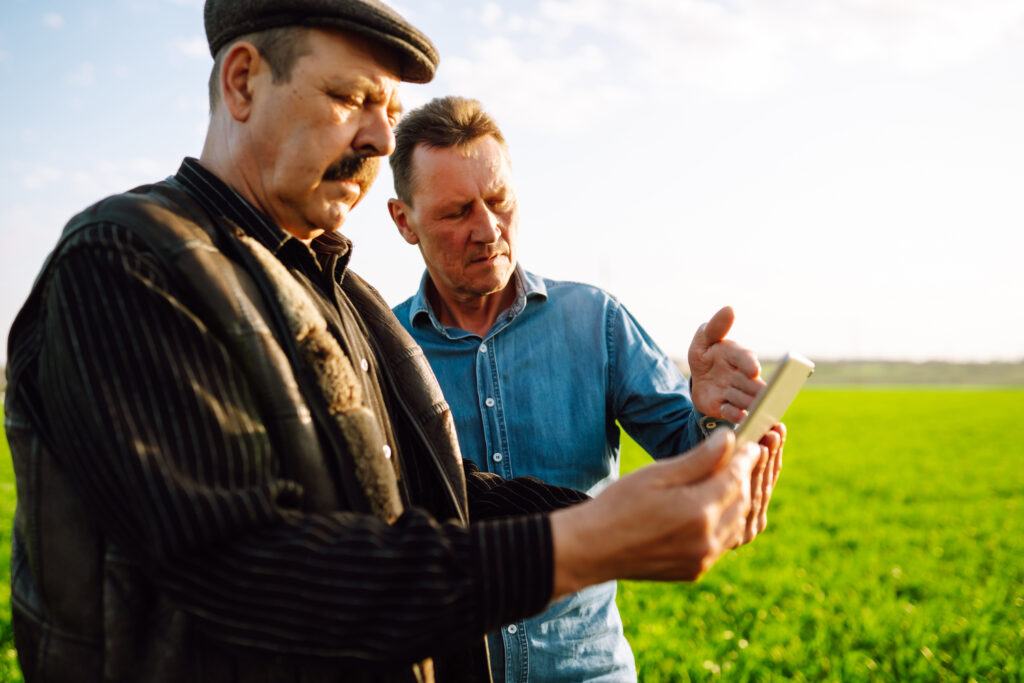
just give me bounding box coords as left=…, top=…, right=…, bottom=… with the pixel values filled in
left=174, top=36, right=208, bottom=60
left=785, top=0, right=1024, bottom=71
left=481, top=2, right=503, bottom=27
left=466, top=0, right=1024, bottom=102
left=17, top=158, right=166, bottom=199
left=43, top=12, right=64, bottom=29
left=66, top=158, right=166, bottom=200
left=439, top=36, right=627, bottom=132
left=66, top=62, right=96, bottom=87
left=22, top=166, right=63, bottom=190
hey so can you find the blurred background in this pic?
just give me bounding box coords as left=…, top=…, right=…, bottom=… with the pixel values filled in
left=2, top=0, right=1023, bottom=365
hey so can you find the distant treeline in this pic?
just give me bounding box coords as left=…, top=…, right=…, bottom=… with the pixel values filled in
left=674, top=359, right=1024, bottom=385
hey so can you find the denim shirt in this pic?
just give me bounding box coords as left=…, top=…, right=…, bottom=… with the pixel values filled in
left=394, top=267, right=716, bottom=682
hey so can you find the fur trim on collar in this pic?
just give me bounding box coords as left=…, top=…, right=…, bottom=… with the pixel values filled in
left=238, top=234, right=403, bottom=523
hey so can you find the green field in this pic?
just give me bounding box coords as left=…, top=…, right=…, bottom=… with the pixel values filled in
left=1, top=389, right=1022, bottom=681
left=617, top=388, right=1024, bottom=681
left=0, top=408, right=18, bottom=683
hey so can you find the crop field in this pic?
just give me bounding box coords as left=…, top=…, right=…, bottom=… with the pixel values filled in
left=1, top=388, right=1022, bottom=682
left=617, top=388, right=1024, bottom=681
left=0, top=408, right=18, bottom=683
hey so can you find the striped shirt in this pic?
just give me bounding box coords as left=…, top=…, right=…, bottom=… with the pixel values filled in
left=24, top=158, right=587, bottom=668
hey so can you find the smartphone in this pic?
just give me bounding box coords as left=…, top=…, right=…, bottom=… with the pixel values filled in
left=734, top=352, right=815, bottom=448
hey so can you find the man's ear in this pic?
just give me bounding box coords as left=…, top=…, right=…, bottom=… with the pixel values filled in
left=388, top=198, right=419, bottom=245
left=220, top=42, right=261, bottom=122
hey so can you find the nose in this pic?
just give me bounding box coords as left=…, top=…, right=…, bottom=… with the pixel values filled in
left=469, top=203, right=502, bottom=244
left=352, top=104, right=396, bottom=157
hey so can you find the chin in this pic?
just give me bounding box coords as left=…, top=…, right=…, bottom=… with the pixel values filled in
left=479, top=277, right=512, bottom=296
left=320, top=206, right=351, bottom=232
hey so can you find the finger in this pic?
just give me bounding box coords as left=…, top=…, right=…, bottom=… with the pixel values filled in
left=772, top=446, right=783, bottom=487
left=745, top=444, right=769, bottom=543
left=722, top=384, right=761, bottom=412
left=718, top=339, right=762, bottom=379
left=720, top=487, right=749, bottom=550
left=774, top=422, right=787, bottom=448
left=692, top=439, right=759, bottom=511
left=656, top=429, right=734, bottom=486
left=724, top=369, right=767, bottom=402
left=758, top=428, right=782, bottom=453
left=757, top=492, right=770, bottom=535
left=718, top=461, right=755, bottom=549
left=767, top=423, right=785, bottom=486
left=758, top=447, right=775, bottom=536
left=758, top=431, right=781, bottom=498
left=720, top=401, right=747, bottom=423
left=701, top=306, right=735, bottom=346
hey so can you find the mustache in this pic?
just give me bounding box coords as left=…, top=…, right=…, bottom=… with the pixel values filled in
left=322, top=154, right=380, bottom=187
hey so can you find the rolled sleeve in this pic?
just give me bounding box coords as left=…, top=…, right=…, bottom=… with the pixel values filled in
left=607, top=299, right=704, bottom=458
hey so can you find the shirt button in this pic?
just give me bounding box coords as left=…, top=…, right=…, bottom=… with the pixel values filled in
left=485, top=397, right=495, bottom=408
left=360, top=358, right=369, bottom=372
left=382, top=445, right=392, bottom=459
left=492, top=452, right=503, bottom=463
left=479, top=343, right=488, bottom=353
left=507, top=624, right=518, bottom=634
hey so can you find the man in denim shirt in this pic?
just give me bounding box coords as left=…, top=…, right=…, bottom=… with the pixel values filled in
left=389, top=97, right=778, bottom=682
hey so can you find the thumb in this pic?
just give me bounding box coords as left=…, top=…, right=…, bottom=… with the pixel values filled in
left=654, top=429, right=735, bottom=486
left=700, top=305, right=735, bottom=346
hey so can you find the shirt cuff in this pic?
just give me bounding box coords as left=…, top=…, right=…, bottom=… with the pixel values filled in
left=471, top=513, right=553, bottom=634
left=694, top=409, right=735, bottom=441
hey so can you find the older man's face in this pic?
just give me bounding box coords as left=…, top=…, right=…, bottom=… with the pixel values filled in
left=393, top=136, right=519, bottom=305
left=245, top=28, right=401, bottom=241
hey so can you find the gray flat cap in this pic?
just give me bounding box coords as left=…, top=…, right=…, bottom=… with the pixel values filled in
left=204, top=0, right=439, bottom=83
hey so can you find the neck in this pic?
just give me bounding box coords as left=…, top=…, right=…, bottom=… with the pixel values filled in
left=428, top=279, right=517, bottom=338
left=199, top=130, right=318, bottom=246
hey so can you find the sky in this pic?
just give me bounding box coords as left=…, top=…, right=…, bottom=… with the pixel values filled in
left=2, top=0, right=1023, bottom=364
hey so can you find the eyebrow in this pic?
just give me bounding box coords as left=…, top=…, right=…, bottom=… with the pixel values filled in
left=326, top=75, right=402, bottom=116
left=388, top=92, right=403, bottom=119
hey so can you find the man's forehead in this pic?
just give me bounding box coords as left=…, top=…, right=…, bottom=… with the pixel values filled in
left=412, top=141, right=513, bottom=200
left=415, top=137, right=509, bottom=171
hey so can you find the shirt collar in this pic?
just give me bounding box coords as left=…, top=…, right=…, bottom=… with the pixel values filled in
left=173, top=158, right=353, bottom=267
left=407, top=263, right=548, bottom=333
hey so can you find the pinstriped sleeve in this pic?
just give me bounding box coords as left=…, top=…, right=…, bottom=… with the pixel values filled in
left=462, top=459, right=590, bottom=630
left=34, top=223, right=564, bottom=661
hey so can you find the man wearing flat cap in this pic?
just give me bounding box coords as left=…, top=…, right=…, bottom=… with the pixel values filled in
left=5, top=1, right=780, bottom=681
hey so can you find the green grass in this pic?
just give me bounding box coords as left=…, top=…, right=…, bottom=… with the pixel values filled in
left=617, top=388, right=1024, bottom=681
left=0, top=409, right=20, bottom=683
left=1, top=391, right=1022, bottom=681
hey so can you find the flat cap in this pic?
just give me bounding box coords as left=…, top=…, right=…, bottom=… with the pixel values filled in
left=204, top=0, right=439, bottom=83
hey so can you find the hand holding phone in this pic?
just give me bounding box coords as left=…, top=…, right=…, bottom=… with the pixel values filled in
left=734, top=352, right=814, bottom=448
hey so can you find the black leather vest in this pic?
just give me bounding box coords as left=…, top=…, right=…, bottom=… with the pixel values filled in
left=5, top=181, right=486, bottom=682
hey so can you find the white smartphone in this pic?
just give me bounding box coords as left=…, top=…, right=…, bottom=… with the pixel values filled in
left=734, top=352, right=815, bottom=448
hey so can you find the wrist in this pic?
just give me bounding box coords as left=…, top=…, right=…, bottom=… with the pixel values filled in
left=549, top=502, right=611, bottom=600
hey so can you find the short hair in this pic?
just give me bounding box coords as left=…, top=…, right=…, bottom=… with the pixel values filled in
left=208, top=26, right=312, bottom=113
left=390, top=96, right=508, bottom=204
